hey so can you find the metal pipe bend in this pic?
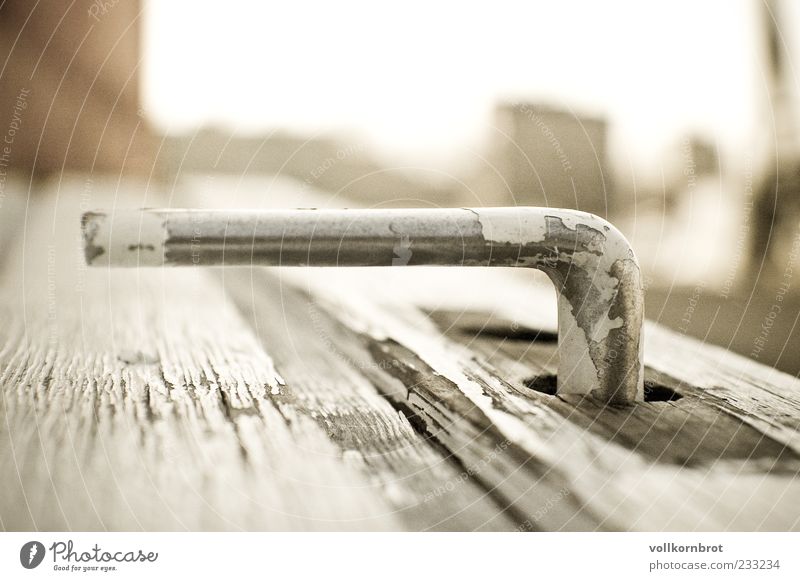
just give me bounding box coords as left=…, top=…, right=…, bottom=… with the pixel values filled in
left=82, top=206, right=644, bottom=405
left=473, top=208, right=644, bottom=405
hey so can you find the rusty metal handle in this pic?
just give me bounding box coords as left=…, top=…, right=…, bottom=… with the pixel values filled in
left=82, top=207, right=644, bottom=405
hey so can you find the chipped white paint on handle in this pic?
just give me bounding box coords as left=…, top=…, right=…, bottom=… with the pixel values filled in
left=81, top=207, right=645, bottom=404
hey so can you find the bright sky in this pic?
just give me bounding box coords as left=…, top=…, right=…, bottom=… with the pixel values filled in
left=143, top=0, right=778, bottom=177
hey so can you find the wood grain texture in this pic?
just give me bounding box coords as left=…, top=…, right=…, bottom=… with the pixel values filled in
left=279, top=269, right=800, bottom=531
left=1, top=173, right=800, bottom=531
left=0, top=177, right=515, bottom=531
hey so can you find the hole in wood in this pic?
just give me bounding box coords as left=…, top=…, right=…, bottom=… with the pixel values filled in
left=523, top=374, right=557, bottom=395
left=523, top=376, right=683, bottom=402
left=643, top=380, right=683, bottom=402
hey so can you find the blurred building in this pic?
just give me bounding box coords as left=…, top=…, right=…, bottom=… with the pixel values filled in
left=472, top=103, right=613, bottom=215
left=159, top=129, right=457, bottom=206
left=0, top=0, right=154, bottom=178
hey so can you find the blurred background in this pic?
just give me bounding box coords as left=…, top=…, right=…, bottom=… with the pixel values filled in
left=2, top=0, right=800, bottom=373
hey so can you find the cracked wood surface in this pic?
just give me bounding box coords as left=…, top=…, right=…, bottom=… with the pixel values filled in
left=1, top=174, right=799, bottom=531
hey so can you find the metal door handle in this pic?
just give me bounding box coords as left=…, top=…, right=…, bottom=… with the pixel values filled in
left=82, top=207, right=644, bottom=405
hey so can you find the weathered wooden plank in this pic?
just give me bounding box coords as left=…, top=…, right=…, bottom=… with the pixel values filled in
left=0, top=177, right=517, bottom=531
left=168, top=173, right=800, bottom=531
left=219, top=270, right=518, bottom=531
left=286, top=270, right=800, bottom=530
left=4, top=173, right=800, bottom=532
left=0, top=194, right=381, bottom=530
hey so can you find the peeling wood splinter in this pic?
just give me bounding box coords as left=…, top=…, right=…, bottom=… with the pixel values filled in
left=81, top=207, right=645, bottom=405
